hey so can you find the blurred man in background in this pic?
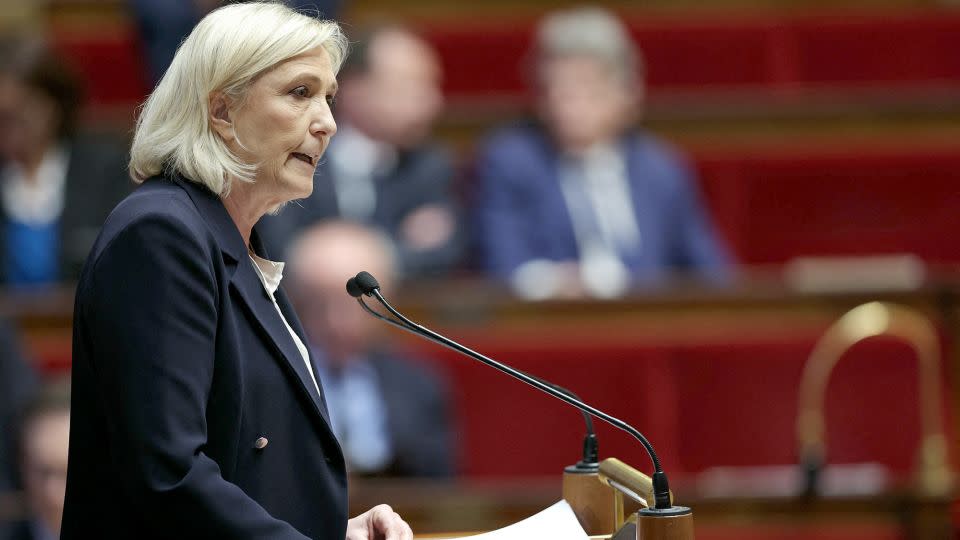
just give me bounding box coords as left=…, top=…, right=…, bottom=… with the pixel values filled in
left=286, top=221, right=455, bottom=477
left=0, top=38, right=130, bottom=287
left=3, top=378, right=69, bottom=540
left=260, top=24, right=463, bottom=278
left=473, top=7, right=731, bottom=299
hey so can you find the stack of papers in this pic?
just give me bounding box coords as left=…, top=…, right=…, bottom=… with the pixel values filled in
left=430, top=500, right=589, bottom=540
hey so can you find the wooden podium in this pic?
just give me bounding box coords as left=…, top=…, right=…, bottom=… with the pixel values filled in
left=564, top=458, right=693, bottom=540
left=416, top=457, right=694, bottom=540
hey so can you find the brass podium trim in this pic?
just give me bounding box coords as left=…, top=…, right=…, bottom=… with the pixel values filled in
left=796, top=301, right=954, bottom=495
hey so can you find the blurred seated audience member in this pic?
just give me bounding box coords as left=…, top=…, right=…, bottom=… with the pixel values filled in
left=0, top=38, right=131, bottom=287
left=259, top=24, right=463, bottom=278
left=0, top=320, right=37, bottom=495
left=472, top=7, right=731, bottom=299
left=286, top=221, right=455, bottom=477
left=129, top=0, right=344, bottom=84
left=5, top=377, right=69, bottom=540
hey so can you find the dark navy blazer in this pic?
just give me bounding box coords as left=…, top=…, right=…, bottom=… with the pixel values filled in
left=61, top=175, right=347, bottom=539
left=473, top=124, right=731, bottom=284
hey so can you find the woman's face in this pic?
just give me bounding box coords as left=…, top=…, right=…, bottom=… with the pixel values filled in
left=0, top=75, right=59, bottom=165
left=220, top=47, right=338, bottom=206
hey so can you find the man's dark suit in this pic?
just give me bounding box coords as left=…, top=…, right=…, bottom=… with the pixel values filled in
left=473, top=124, right=730, bottom=284
left=0, top=135, right=133, bottom=284
left=364, top=352, right=454, bottom=477
left=61, top=175, right=347, bottom=539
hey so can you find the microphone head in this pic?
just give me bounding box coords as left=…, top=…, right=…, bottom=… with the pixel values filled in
left=345, top=277, right=364, bottom=298
left=355, top=271, right=381, bottom=295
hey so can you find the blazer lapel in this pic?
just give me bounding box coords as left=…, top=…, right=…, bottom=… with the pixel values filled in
left=273, top=285, right=331, bottom=411
left=232, top=263, right=330, bottom=412
left=172, top=175, right=333, bottom=433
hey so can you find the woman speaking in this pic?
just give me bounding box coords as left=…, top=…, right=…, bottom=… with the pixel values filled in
left=61, top=3, right=412, bottom=539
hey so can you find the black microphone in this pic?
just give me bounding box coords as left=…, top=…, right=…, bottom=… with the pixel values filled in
left=346, top=275, right=365, bottom=298
left=351, top=271, right=380, bottom=296
left=347, top=274, right=600, bottom=468
left=346, top=271, right=672, bottom=510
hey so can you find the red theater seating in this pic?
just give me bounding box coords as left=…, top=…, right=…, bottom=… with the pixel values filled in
left=51, top=23, right=150, bottom=112
left=694, top=143, right=960, bottom=265
left=419, top=10, right=960, bottom=102
left=50, top=9, right=960, bottom=113
left=404, top=329, right=945, bottom=479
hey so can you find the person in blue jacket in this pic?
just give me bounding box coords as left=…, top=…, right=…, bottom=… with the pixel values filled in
left=473, top=7, right=732, bottom=299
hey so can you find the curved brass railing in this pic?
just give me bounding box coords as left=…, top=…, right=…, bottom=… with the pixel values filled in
left=796, top=301, right=953, bottom=495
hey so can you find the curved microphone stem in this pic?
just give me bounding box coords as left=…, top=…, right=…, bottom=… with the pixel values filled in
left=358, top=296, right=598, bottom=465
left=361, top=290, right=671, bottom=509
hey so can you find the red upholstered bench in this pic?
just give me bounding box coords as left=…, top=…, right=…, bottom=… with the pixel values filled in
left=418, top=10, right=960, bottom=102
left=51, top=21, right=150, bottom=114
left=50, top=9, right=960, bottom=114
left=405, top=330, right=948, bottom=478
left=694, top=143, right=960, bottom=265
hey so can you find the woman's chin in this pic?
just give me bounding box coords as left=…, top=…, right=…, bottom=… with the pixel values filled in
left=277, top=170, right=315, bottom=200
left=265, top=201, right=287, bottom=216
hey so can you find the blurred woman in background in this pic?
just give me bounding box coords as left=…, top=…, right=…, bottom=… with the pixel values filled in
left=0, top=38, right=130, bottom=287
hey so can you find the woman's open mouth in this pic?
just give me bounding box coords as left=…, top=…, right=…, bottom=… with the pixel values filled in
left=291, top=152, right=315, bottom=166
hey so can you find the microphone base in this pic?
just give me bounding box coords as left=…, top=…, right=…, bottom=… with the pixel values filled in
left=636, top=506, right=694, bottom=540
left=562, top=465, right=617, bottom=535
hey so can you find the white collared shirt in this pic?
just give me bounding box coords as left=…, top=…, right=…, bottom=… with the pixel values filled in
left=248, top=253, right=321, bottom=397
left=559, top=143, right=640, bottom=255
left=556, top=143, right=638, bottom=297
left=1, top=144, right=70, bottom=225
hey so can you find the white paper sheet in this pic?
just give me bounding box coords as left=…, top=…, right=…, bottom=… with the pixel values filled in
left=431, top=500, right=589, bottom=540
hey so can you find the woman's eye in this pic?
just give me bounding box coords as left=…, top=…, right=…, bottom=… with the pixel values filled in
left=326, top=95, right=337, bottom=109
left=291, top=86, right=309, bottom=98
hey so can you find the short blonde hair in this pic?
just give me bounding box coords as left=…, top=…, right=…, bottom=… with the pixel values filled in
left=129, top=2, right=348, bottom=196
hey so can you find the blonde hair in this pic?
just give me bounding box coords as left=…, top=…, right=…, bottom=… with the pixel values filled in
left=129, top=2, right=348, bottom=196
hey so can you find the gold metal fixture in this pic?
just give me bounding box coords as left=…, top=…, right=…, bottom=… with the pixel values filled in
left=797, top=301, right=953, bottom=495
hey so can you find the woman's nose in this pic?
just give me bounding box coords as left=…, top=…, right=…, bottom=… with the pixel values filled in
left=310, top=100, right=337, bottom=138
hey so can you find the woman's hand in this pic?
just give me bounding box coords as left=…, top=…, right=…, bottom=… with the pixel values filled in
left=346, top=504, right=413, bottom=540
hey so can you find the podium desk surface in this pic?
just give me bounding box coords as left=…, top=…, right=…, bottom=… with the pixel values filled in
left=350, top=475, right=954, bottom=540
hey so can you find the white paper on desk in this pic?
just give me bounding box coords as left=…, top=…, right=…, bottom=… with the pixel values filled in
left=433, top=500, right=588, bottom=540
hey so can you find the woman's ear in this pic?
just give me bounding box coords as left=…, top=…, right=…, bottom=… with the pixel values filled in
left=209, top=92, right=236, bottom=142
